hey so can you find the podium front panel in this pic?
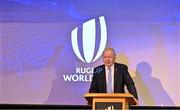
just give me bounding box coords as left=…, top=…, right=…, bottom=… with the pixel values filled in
left=93, top=98, right=128, bottom=110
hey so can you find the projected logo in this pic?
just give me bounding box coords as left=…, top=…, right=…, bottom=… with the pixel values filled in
left=71, top=16, right=107, bottom=63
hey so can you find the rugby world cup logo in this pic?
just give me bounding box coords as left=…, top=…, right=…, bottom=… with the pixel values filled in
left=71, top=16, right=107, bottom=63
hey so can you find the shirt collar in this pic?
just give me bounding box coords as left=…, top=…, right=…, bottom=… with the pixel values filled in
left=105, top=63, right=114, bottom=70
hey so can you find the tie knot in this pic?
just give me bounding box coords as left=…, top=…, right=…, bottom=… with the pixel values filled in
left=108, top=67, right=111, bottom=72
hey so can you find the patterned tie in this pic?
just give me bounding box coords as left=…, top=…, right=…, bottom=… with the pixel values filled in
left=107, top=67, right=112, bottom=93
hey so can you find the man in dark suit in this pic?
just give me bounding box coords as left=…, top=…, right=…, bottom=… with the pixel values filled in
left=89, top=48, right=138, bottom=100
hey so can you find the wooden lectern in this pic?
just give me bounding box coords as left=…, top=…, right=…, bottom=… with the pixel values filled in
left=84, top=93, right=138, bottom=110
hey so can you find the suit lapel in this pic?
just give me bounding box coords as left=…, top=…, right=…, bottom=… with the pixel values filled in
left=101, top=65, right=106, bottom=92
left=114, top=63, right=118, bottom=92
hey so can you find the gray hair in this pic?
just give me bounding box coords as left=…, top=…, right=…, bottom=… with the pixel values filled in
left=102, top=47, right=116, bottom=56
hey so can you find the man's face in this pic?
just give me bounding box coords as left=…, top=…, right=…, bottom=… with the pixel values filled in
left=103, top=50, right=115, bottom=67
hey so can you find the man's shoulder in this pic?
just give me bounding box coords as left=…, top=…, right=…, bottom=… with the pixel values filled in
left=95, top=64, right=104, bottom=68
left=115, top=63, right=128, bottom=68
left=93, top=64, right=104, bottom=74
